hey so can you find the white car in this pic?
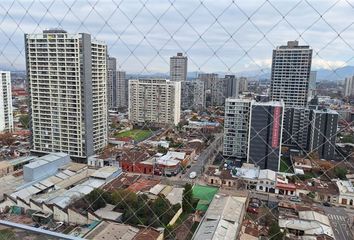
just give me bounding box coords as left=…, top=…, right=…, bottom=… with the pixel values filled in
left=189, top=171, right=197, bottom=179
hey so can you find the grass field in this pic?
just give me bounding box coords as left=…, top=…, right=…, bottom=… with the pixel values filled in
left=115, top=129, right=152, bottom=142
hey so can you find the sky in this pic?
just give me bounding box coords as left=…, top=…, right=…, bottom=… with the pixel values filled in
left=0, top=0, right=353, bottom=75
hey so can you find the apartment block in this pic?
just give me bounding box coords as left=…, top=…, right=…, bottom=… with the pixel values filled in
left=283, top=107, right=311, bottom=150
left=128, top=79, right=181, bottom=125
left=198, top=73, right=224, bottom=106
left=248, top=101, right=284, bottom=171
left=116, top=71, right=128, bottom=109
left=25, top=29, right=108, bottom=160
left=223, top=98, right=251, bottom=160
left=309, top=109, right=338, bottom=160
left=344, top=76, right=354, bottom=97
left=181, top=80, right=205, bottom=111
left=0, top=71, right=14, bottom=132
left=270, top=41, right=312, bottom=107
left=107, top=56, right=117, bottom=109
left=170, top=52, right=187, bottom=82
left=223, top=75, right=239, bottom=99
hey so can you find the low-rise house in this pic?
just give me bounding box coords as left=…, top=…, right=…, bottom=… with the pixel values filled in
left=257, top=169, right=276, bottom=193
left=84, top=221, right=163, bottom=240
left=205, top=167, right=238, bottom=188
left=296, top=179, right=339, bottom=203
left=336, top=180, right=354, bottom=206
left=292, top=155, right=313, bottom=172
left=276, top=175, right=296, bottom=196
left=279, top=210, right=334, bottom=239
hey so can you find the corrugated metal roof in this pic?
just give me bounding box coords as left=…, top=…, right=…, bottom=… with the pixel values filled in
left=166, top=187, right=183, bottom=205
left=90, top=166, right=118, bottom=179
left=149, top=184, right=166, bottom=195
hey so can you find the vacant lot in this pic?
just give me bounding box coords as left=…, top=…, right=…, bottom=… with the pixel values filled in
left=115, top=129, right=152, bottom=142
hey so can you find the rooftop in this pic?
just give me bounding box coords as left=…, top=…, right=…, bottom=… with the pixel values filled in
left=84, top=221, right=139, bottom=240
left=193, top=193, right=247, bottom=240
left=192, top=185, right=219, bottom=212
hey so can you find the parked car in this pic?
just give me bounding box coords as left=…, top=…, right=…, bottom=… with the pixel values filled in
left=247, top=207, right=258, bottom=214
left=249, top=202, right=260, bottom=208
left=323, top=202, right=332, bottom=207
left=289, top=196, right=302, bottom=202
left=189, top=171, right=197, bottom=179
left=276, top=195, right=284, bottom=200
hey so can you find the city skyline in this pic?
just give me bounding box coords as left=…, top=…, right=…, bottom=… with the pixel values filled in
left=0, top=0, right=353, bottom=73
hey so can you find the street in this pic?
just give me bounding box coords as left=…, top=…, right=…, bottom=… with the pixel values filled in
left=184, top=133, right=223, bottom=179
left=321, top=206, right=353, bottom=240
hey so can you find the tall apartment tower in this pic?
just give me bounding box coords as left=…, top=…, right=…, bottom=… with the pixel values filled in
left=270, top=41, right=312, bottom=107
left=283, top=107, right=311, bottom=149
left=170, top=53, right=187, bottom=82
left=128, top=79, right=181, bottom=125
left=223, top=98, right=251, bottom=160
left=344, top=76, right=354, bottom=97
left=25, top=29, right=108, bottom=160
left=107, top=56, right=117, bottom=109
left=239, top=77, right=248, bottom=93
left=309, top=109, right=338, bottom=160
left=308, top=71, right=317, bottom=101
left=181, top=80, right=205, bottom=111
left=248, top=101, right=284, bottom=171
left=0, top=71, right=14, bottom=132
left=116, top=71, right=128, bottom=109
left=197, top=73, right=224, bottom=106
left=223, top=75, right=239, bottom=99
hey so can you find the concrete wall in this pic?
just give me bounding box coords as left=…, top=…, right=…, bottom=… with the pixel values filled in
left=68, top=208, right=88, bottom=225
left=53, top=205, right=68, bottom=222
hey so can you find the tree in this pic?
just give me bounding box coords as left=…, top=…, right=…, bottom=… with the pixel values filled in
left=182, top=183, right=193, bottom=213
left=19, top=114, right=30, bottom=129
left=84, top=189, right=108, bottom=211
left=157, top=145, right=168, bottom=154
left=268, top=221, right=284, bottom=240
left=334, top=167, right=347, bottom=180
left=0, top=132, right=15, bottom=146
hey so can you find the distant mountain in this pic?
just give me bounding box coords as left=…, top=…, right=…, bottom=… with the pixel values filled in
left=315, top=66, right=354, bottom=81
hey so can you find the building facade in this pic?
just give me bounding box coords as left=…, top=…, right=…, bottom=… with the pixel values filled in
left=116, top=71, right=127, bottom=109
left=107, top=56, right=117, bottom=109
left=0, top=71, right=14, bottom=132
left=25, top=29, right=108, bottom=160
left=197, top=73, right=224, bottom=107
left=223, top=75, right=239, bottom=99
left=181, top=80, right=205, bottom=111
left=283, top=107, right=311, bottom=149
left=223, top=98, right=251, bottom=160
left=170, top=52, right=187, bottom=82
left=344, top=75, right=354, bottom=97
left=248, top=101, right=284, bottom=171
left=128, top=79, right=181, bottom=125
left=309, top=109, right=338, bottom=160
left=270, top=41, right=312, bottom=107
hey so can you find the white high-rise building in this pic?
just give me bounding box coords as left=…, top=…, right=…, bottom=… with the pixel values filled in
left=344, top=76, right=354, bottom=97
left=128, top=79, right=181, bottom=125
left=223, top=98, right=251, bottom=159
left=25, top=29, right=108, bottom=160
left=270, top=41, right=312, bottom=107
left=0, top=71, right=13, bottom=132
left=170, top=53, right=187, bottom=82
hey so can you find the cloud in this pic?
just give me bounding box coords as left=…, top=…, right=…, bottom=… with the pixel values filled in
left=0, top=0, right=353, bottom=73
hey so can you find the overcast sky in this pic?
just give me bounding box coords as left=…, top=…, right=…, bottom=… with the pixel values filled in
left=0, top=0, right=353, bottom=74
